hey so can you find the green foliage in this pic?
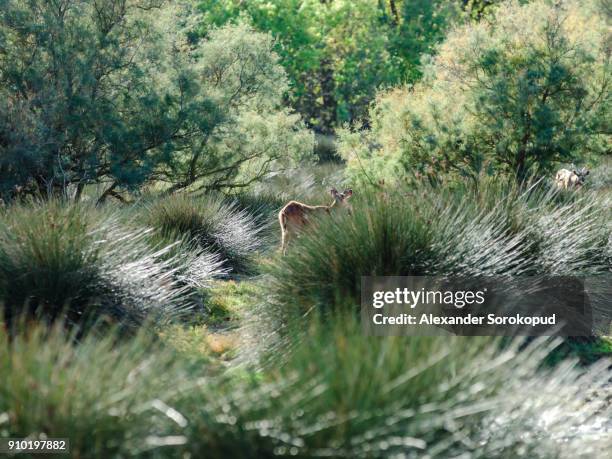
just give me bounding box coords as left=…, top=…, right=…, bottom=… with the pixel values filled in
left=340, top=0, right=611, bottom=184
left=0, top=203, right=99, bottom=309
left=390, top=0, right=462, bottom=82
left=545, top=336, right=612, bottom=366
left=0, top=1, right=313, bottom=200
left=1, top=318, right=611, bottom=458
left=159, top=21, right=315, bottom=193
left=268, top=178, right=611, bottom=315
left=462, top=0, right=507, bottom=20
left=197, top=0, right=462, bottom=133
left=245, top=317, right=611, bottom=457
left=206, top=279, right=262, bottom=325
left=0, top=323, right=193, bottom=458
left=0, top=200, right=220, bottom=328
left=144, top=194, right=263, bottom=274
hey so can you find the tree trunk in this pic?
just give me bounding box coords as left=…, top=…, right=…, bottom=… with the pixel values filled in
left=319, top=0, right=337, bottom=134
left=74, top=181, right=85, bottom=202
left=389, top=0, right=399, bottom=26
left=319, top=56, right=337, bottom=135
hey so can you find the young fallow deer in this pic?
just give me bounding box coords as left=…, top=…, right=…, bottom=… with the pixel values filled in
left=555, top=167, right=589, bottom=190
left=279, top=188, right=353, bottom=255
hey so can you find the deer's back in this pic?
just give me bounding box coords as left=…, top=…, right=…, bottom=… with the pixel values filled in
left=555, top=169, right=581, bottom=188
left=280, top=201, right=328, bottom=227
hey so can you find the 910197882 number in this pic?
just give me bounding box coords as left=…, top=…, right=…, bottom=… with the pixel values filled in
left=1, top=438, right=69, bottom=454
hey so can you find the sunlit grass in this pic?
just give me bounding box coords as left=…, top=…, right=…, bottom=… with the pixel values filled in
left=144, top=194, right=264, bottom=274
left=0, top=321, right=191, bottom=458
left=1, top=317, right=609, bottom=458
left=0, top=171, right=609, bottom=458
left=267, top=179, right=611, bottom=317
left=0, top=200, right=213, bottom=329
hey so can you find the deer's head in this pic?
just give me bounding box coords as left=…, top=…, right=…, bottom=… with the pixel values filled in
left=573, top=167, right=590, bottom=184
left=330, top=188, right=353, bottom=212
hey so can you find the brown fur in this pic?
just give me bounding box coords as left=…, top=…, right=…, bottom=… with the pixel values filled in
left=555, top=168, right=589, bottom=190
left=279, top=189, right=352, bottom=255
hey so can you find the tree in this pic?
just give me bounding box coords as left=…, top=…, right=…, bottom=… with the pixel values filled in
left=156, top=21, right=314, bottom=193
left=339, top=0, right=610, bottom=185
left=388, top=0, right=461, bottom=83
left=0, top=0, right=313, bottom=201
left=197, top=0, right=461, bottom=134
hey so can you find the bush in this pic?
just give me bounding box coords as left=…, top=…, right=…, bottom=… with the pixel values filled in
left=228, top=317, right=611, bottom=458
left=1, top=318, right=610, bottom=458
left=198, top=0, right=462, bottom=132
left=0, top=2, right=314, bottom=199
left=227, top=192, right=287, bottom=247
left=339, top=0, right=610, bottom=185
left=145, top=194, right=263, bottom=274
left=267, top=179, right=611, bottom=316
left=0, top=201, right=220, bottom=329
left=0, top=322, right=192, bottom=458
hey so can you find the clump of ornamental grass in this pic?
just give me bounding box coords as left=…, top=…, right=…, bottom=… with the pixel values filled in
left=0, top=200, right=220, bottom=329
left=2, top=314, right=610, bottom=458
left=207, top=315, right=611, bottom=458
left=141, top=230, right=227, bottom=291
left=145, top=194, right=263, bottom=274
left=229, top=191, right=286, bottom=227
left=0, top=320, right=195, bottom=458
left=267, top=178, right=611, bottom=317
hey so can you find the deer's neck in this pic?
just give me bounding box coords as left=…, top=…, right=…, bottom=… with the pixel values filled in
left=308, top=201, right=335, bottom=211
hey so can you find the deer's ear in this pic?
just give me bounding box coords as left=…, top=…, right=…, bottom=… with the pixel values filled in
left=343, top=189, right=353, bottom=198
left=330, top=188, right=339, bottom=197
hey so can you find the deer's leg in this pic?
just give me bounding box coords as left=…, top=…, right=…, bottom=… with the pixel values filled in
left=281, top=228, right=287, bottom=255
left=279, top=212, right=289, bottom=255
left=282, top=228, right=293, bottom=256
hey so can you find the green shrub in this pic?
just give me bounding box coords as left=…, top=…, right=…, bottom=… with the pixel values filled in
left=2, top=318, right=610, bottom=458
left=0, top=1, right=314, bottom=199
left=0, top=201, right=218, bottom=328
left=145, top=194, right=263, bottom=274
left=267, top=179, right=611, bottom=315
left=339, top=0, right=610, bottom=184
left=0, top=322, right=193, bottom=458
left=226, top=316, right=611, bottom=458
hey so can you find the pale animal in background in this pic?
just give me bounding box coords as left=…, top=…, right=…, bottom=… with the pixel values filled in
left=555, top=167, right=589, bottom=189
left=279, top=188, right=353, bottom=255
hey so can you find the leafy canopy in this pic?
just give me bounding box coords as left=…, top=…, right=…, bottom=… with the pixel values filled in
left=197, top=0, right=462, bottom=133
left=0, top=0, right=313, bottom=200
left=339, top=0, right=610, bottom=185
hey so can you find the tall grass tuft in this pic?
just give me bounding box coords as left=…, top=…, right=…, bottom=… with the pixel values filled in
left=229, top=191, right=286, bottom=229
left=0, top=200, right=216, bottom=328
left=217, top=316, right=611, bottom=458
left=145, top=194, right=263, bottom=274
left=267, top=179, right=611, bottom=316
left=0, top=321, right=193, bottom=458
left=1, top=317, right=610, bottom=458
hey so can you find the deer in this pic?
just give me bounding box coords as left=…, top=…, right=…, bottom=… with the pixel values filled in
left=279, top=188, right=353, bottom=255
left=555, top=167, right=589, bottom=190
